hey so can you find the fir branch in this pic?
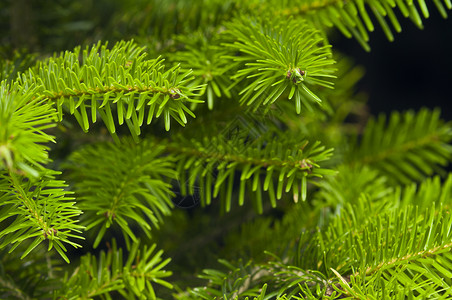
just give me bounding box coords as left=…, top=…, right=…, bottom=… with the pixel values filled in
left=315, top=165, right=393, bottom=207
left=0, top=81, right=56, bottom=178
left=271, top=0, right=452, bottom=50
left=0, top=170, right=84, bottom=263
left=168, top=32, right=235, bottom=111
left=65, top=138, right=176, bottom=248
left=165, top=130, right=334, bottom=213
left=327, top=205, right=452, bottom=297
left=16, top=40, right=204, bottom=138
left=224, top=15, right=336, bottom=114
left=105, top=0, right=238, bottom=42
left=58, top=240, right=172, bottom=300
left=347, top=108, right=452, bottom=184
left=394, top=173, right=452, bottom=211
left=0, top=244, right=63, bottom=299
left=188, top=259, right=270, bottom=300
left=304, top=176, right=452, bottom=297
left=184, top=174, right=452, bottom=298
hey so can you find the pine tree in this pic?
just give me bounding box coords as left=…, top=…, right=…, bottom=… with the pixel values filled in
left=1, top=0, right=452, bottom=299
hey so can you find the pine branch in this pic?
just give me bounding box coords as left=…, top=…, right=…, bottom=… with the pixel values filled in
left=65, top=138, right=176, bottom=248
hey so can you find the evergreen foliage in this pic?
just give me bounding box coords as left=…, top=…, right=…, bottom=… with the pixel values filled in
left=0, top=0, right=451, bottom=299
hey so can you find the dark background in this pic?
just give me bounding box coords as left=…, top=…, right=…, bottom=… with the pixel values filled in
left=334, top=10, right=452, bottom=121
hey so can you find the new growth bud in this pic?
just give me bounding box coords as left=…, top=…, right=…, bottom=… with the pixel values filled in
left=286, top=68, right=306, bottom=84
